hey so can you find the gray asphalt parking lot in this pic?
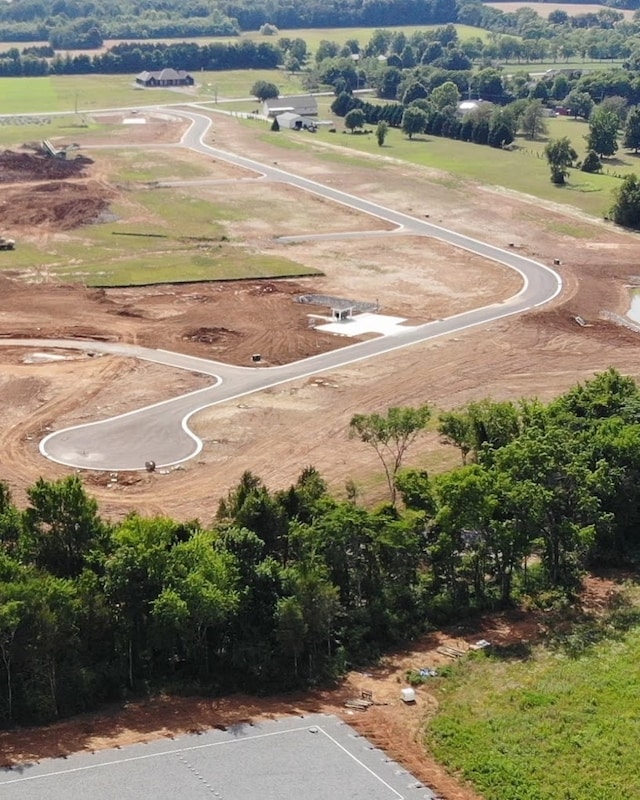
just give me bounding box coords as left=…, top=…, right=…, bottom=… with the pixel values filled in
left=1, top=714, right=436, bottom=799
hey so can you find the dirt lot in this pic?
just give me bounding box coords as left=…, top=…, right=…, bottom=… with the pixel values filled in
left=2, top=111, right=640, bottom=799
left=0, top=149, right=112, bottom=230
left=2, top=111, right=640, bottom=517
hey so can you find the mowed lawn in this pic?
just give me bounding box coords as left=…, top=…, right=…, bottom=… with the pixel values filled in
left=197, top=69, right=305, bottom=101
left=262, top=119, right=621, bottom=218
left=0, top=75, right=181, bottom=114
left=426, top=620, right=640, bottom=799
left=0, top=71, right=305, bottom=112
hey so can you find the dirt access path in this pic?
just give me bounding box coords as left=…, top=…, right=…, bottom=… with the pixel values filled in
left=1, top=574, right=621, bottom=800
left=0, top=607, right=543, bottom=800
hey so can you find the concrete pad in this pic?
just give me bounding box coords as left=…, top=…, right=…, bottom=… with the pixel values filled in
left=0, top=714, right=436, bottom=800
left=314, top=313, right=417, bottom=337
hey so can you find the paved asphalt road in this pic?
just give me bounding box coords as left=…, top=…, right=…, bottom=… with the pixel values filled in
left=3, top=109, right=562, bottom=471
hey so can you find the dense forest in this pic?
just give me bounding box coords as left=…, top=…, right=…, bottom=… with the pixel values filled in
left=2, top=369, right=640, bottom=727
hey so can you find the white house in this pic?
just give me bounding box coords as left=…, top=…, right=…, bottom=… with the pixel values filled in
left=263, top=94, right=318, bottom=118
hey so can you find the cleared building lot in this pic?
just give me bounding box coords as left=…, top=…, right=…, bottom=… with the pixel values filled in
left=0, top=714, right=435, bottom=800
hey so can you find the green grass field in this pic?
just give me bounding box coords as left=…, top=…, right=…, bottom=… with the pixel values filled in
left=501, top=59, right=625, bottom=73
left=5, top=233, right=318, bottom=287
left=256, top=107, right=640, bottom=220
left=257, top=117, right=621, bottom=219
left=426, top=600, right=640, bottom=799
left=0, top=180, right=320, bottom=287
left=57, top=248, right=315, bottom=287
left=0, top=25, right=491, bottom=59
left=0, top=114, right=103, bottom=146
left=197, top=68, right=305, bottom=101
left=0, top=75, right=182, bottom=115
left=105, top=149, right=214, bottom=183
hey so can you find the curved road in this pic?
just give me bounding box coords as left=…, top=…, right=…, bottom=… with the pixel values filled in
left=5, top=110, right=562, bottom=471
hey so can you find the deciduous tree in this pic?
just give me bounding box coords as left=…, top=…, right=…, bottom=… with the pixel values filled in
left=350, top=404, right=431, bottom=503
left=430, top=80, right=460, bottom=111
left=401, top=106, right=428, bottom=139
left=544, top=136, right=578, bottom=184
left=375, top=119, right=389, bottom=146
left=520, top=99, right=548, bottom=139
left=610, top=173, right=640, bottom=229
left=586, top=106, right=619, bottom=158
left=623, top=105, right=640, bottom=153
left=344, top=107, right=365, bottom=133
left=250, top=79, right=279, bottom=101
left=22, top=476, right=107, bottom=578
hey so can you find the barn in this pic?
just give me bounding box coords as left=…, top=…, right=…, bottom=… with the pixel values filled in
left=263, top=94, right=318, bottom=118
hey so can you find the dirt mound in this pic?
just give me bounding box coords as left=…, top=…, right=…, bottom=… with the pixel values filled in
left=0, top=180, right=112, bottom=230
left=0, top=149, right=93, bottom=182
left=183, top=326, right=240, bottom=343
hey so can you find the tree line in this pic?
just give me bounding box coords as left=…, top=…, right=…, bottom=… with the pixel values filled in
left=2, top=369, right=640, bottom=727
left=0, top=39, right=281, bottom=76
left=1, top=0, right=638, bottom=48
left=0, top=0, right=455, bottom=45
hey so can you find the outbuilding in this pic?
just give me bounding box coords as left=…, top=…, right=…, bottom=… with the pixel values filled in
left=263, top=94, right=318, bottom=118
left=276, top=111, right=317, bottom=131
left=329, top=299, right=355, bottom=321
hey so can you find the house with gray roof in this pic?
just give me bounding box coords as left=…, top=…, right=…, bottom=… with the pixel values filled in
left=135, top=69, right=194, bottom=87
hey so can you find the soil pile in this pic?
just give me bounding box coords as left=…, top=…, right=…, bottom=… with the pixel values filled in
left=0, top=149, right=93, bottom=182
left=0, top=180, right=112, bottom=229
left=0, top=148, right=111, bottom=231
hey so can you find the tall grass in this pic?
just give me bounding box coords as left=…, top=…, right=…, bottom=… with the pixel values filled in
left=427, top=601, right=640, bottom=800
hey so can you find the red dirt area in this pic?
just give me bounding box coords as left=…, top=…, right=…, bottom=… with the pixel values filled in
left=0, top=149, right=93, bottom=182
left=2, top=113, right=640, bottom=800
left=0, top=148, right=110, bottom=229
left=3, top=111, right=640, bottom=522
left=0, top=180, right=112, bottom=229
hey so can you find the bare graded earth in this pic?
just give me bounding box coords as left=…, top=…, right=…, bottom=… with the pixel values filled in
left=2, top=111, right=640, bottom=800
left=2, top=112, right=640, bottom=517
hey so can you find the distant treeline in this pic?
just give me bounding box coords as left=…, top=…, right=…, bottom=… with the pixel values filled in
left=0, top=0, right=457, bottom=45
left=0, top=40, right=281, bottom=76
left=1, top=0, right=639, bottom=47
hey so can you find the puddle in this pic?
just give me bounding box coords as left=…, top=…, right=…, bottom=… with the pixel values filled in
left=627, top=288, right=640, bottom=324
